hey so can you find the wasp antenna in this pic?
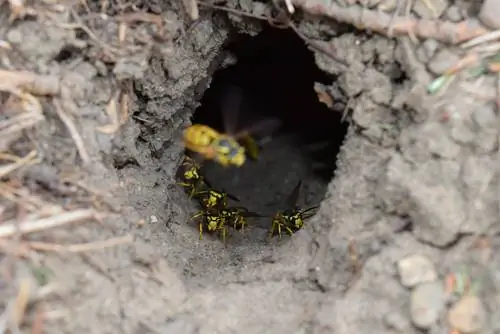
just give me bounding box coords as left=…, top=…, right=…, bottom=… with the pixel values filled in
left=226, top=192, right=241, bottom=202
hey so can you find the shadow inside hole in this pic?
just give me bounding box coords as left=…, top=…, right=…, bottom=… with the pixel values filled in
left=183, top=25, right=348, bottom=241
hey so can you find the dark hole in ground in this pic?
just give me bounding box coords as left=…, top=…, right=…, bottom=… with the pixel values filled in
left=180, top=25, right=348, bottom=243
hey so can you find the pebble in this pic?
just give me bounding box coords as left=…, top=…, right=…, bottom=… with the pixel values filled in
left=413, top=0, right=448, bottom=18
left=410, top=282, right=446, bottom=330
left=383, top=311, right=412, bottom=332
left=445, top=5, right=463, bottom=22
left=450, top=122, right=475, bottom=144
left=398, top=254, right=437, bottom=288
left=159, top=316, right=199, bottom=334
left=420, top=39, right=439, bottom=62
left=428, top=49, right=460, bottom=75
left=448, top=295, right=486, bottom=333
left=473, top=130, right=498, bottom=154
left=472, top=102, right=497, bottom=130
left=378, top=0, right=397, bottom=12
left=479, top=0, right=500, bottom=29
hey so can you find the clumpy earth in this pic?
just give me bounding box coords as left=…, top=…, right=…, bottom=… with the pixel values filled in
left=1, top=0, right=499, bottom=333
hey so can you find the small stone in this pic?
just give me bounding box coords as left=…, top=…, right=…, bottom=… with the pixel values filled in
left=252, top=1, right=267, bottom=16
left=132, top=242, right=158, bottom=267
left=420, top=39, right=439, bottom=61
left=450, top=122, right=475, bottom=144
left=413, top=0, right=448, bottom=18
left=410, top=282, right=446, bottom=330
left=424, top=123, right=461, bottom=158
left=6, top=29, right=23, bottom=44
left=479, top=0, right=500, bottom=29
left=428, top=49, right=460, bottom=75
left=384, top=311, right=411, bottom=331
left=445, top=5, right=463, bottom=22
left=473, top=130, right=498, bottom=154
left=159, top=316, right=199, bottom=334
left=448, top=295, right=486, bottom=333
left=150, top=215, right=159, bottom=223
left=398, top=254, right=437, bottom=288
left=378, top=0, right=397, bottom=12
left=472, top=103, right=497, bottom=130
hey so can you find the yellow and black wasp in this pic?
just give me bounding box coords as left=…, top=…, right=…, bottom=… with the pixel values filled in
left=183, top=86, right=280, bottom=167
left=177, top=156, right=207, bottom=199
left=269, top=180, right=319, bottom=239
left=192, top=200, right=263, bottom=246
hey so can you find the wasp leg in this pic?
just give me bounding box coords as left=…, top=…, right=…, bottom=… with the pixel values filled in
left=268, top=219, right=277, bottom=239
left=191, top=211, right=204, bottom=220
left=221, top=227, right=227, bottom=247
left=199, top=221, right=204, bottom=240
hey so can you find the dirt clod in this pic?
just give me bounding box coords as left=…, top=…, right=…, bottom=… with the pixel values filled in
left=398, top=254, right=437, bottom=288
left=448, top=295, right=486, bottom=333
left=410, top=281, right=446, bottom=330
left=479, top=0, right=500, bottom=29
left=1, top=0, right=500, bottom=333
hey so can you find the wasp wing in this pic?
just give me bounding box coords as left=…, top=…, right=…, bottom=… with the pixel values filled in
left=286, top=180, right=303, bottom=209
left=220, top=85, right=244, bottom=136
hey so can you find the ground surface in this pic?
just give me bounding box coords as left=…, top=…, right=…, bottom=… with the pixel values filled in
left=1, top=0, right=499, bottom=333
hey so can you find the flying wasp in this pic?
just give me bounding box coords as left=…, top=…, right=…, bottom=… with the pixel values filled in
left=269, top=180, right=319, bottom=239
left=183, top=86, right=280, bottom=167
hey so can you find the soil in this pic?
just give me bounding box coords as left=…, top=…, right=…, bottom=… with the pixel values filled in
left=1, top=0, right=499, bottom=333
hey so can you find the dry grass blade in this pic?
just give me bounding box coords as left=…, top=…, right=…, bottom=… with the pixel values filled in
left=0, top=209, right=96, bottom=238
left=0, top=150, right=38, bottom=179
left=0, top=70, right=59, bottom=96
left=12, top=277, right=30, bottom=328
left=53, top=98, right=91, bottom=165
left=461, top=29, right=500, bottom=49
left=0, top=109, right=44, bottom=138
left=0, top=181, right=53, bottom=213
left=25, top=235, right=134, bottom=253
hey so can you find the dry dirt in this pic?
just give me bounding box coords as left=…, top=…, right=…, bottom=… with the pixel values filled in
left=1, top=0, right=499, bottom=333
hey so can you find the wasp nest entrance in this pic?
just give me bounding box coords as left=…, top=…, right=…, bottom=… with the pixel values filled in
left=178, top=25, right=348, bottom=246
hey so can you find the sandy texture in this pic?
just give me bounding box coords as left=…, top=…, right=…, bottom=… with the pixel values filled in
left=0, top=0, right=498, bottom=333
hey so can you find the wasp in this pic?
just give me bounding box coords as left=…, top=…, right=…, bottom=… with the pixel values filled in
left=183, top=86, right=280, bottom=167
left=192, top=207, right=259, bottom=246
left=196, top=187, right=240, bottom=211
left=191, top=198, right=262, bottom=245
left=269, top=180, right=319, bottom=239
left=177, top=156, right=207, bottom=198
left=192, top=209, right=230, bottom=244
left=221, top=206, right=264, bottom=231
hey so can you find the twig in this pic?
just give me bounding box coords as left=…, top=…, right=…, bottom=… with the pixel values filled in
left=52, top=98, right=91, bottom=165
left=25, top=235, right=134, bottom=253
left=198, top=1, right=346, bottom=65
left=0, top=111, right=44, bottom=142
left=0, top=70, right=60, bottom=96
left=0, top=150, right=38, bottom=179
left=12, top=278, right=30, bottom=328
left=0, top=209, right=96, bottom=238
left=461, top=29, right=500, bottom=49
left=31, top=304, right=44, bottom=334
left=291, top=0, right=489, bottom=44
